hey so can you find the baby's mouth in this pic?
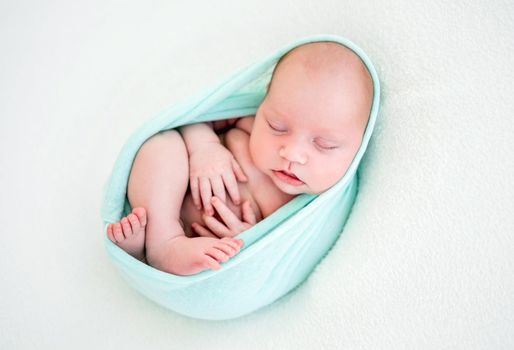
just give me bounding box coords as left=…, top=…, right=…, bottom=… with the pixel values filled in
left=272, top=170, right=304, bottom=186
left=280, top=170, right=299, bottom=180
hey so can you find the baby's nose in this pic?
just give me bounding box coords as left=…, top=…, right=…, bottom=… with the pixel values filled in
left=279, top=145, right=307, bottom=165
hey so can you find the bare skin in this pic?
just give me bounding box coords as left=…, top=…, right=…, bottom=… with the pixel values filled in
left=107, top=129, right=248, bottom=276
left=106, top=42, right=374, bottom=276
left=106, top=206, right=244, bottom=273
left=107, top=207, right=147, bottom=262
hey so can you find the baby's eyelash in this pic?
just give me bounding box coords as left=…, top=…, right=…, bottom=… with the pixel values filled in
left=313, top=138, right=338, bottom=150
left=317, top=144, right=338, bottom=150
left=267, top=122, right=286, bottom=132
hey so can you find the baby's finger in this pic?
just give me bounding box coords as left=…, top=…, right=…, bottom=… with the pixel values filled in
left=210, top=176, right=226, bottom=203
left=190, top=176, right=201, bottom=210
left=191, top=222, right=218, bottom=238
left=202, top=213, right=231, bottom=237
left=232, top=158, right=248, bottom=182
left=221, top=171, right=241, bottom=205
left=211, top=196, right=241, bottom=231
left=199, top=177, right=213, bottom=215
left=242, top=200, right=257, bottom=225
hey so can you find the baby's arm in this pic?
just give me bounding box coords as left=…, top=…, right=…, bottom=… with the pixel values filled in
left=178, top=122, right=220, bottom=154
left=178, top=122, right=248, bottom=215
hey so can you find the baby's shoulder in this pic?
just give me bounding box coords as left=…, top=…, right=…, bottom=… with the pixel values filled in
left=234, top=115, right=255, bottom=134
left=223, top=126, right=251, bottom=158
left=221, top=115, right=253, bottom=153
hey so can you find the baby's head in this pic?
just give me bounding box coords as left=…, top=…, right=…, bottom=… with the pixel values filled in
left=249, top=41, right=374, bottom=195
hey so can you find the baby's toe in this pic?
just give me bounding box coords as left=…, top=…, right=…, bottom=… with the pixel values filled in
left=107, top=224, right=116, bottom=243
left=203, top=255, right=222, bottom=271
left=132, top=207, right=147, bottom=227
left=120, top=217, right=133, bottom=237
left=127, top=214, right=140, bottom=233
left=214, top=242, right=237, bottom=257
left=221, top=237, right=244, bottom=249
left=113, top=223, right=124, bottom=242
left=206, top=247, right=229, bottom=263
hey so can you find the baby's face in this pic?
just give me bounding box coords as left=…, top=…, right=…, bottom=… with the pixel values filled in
left=249, top=50, right=372, bottom=195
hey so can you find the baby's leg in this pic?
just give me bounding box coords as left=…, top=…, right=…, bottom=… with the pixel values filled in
left=125, top=129, right=243, bottom=275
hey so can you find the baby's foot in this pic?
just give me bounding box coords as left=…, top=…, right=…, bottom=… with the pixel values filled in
left=107, top=207, right=147, bottom=262
left=146, top=235, right=244, bottom=276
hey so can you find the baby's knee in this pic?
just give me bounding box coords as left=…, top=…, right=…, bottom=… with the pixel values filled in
left=143, top=129, right=185, bottom=152
left=155, top=128, right=183, bottom=143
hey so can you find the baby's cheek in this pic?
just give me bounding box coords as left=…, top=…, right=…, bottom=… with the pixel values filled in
left=311, top=162, right=345, bottom=193
left=329, top=161, right=351, bottom=186
left=249, top=137, right=264, bottom=166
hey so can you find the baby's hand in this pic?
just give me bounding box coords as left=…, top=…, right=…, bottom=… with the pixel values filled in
left=191, top=196, right=257, bottom=238
left=188, top=142, right=248, bottom=215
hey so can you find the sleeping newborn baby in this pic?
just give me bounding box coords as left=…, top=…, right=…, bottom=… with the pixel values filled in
left=106, top=42, right=373, bottom=276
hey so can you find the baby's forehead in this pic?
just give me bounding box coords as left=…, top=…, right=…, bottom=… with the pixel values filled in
left=266, top=42, right=373, bottom=129
left=277, top=42, right=364, bottom=77
left=267, top=43, right=372, bottom=102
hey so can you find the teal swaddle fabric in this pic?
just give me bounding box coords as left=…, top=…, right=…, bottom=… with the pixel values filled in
left=101, top=34, right=381, bottom=320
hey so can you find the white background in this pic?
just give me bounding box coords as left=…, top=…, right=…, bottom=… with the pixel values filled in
left=1, top=1, right=513, bottom=349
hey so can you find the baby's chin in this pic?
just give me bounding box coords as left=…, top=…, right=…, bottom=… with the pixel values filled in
left=278, top=186, right=305, bottom=195
left=276, top=184, right=325, bottom=196
left=285, top=181, right=335, bottom=196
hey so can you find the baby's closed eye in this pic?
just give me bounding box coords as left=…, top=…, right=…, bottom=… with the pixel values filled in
left=267, top=121, right=286, bottom=133
left=315, top=141, right=338, bottom=150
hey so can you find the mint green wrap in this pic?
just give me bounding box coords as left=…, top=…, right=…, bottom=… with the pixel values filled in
left=101, top=34, right=381, bottom=320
